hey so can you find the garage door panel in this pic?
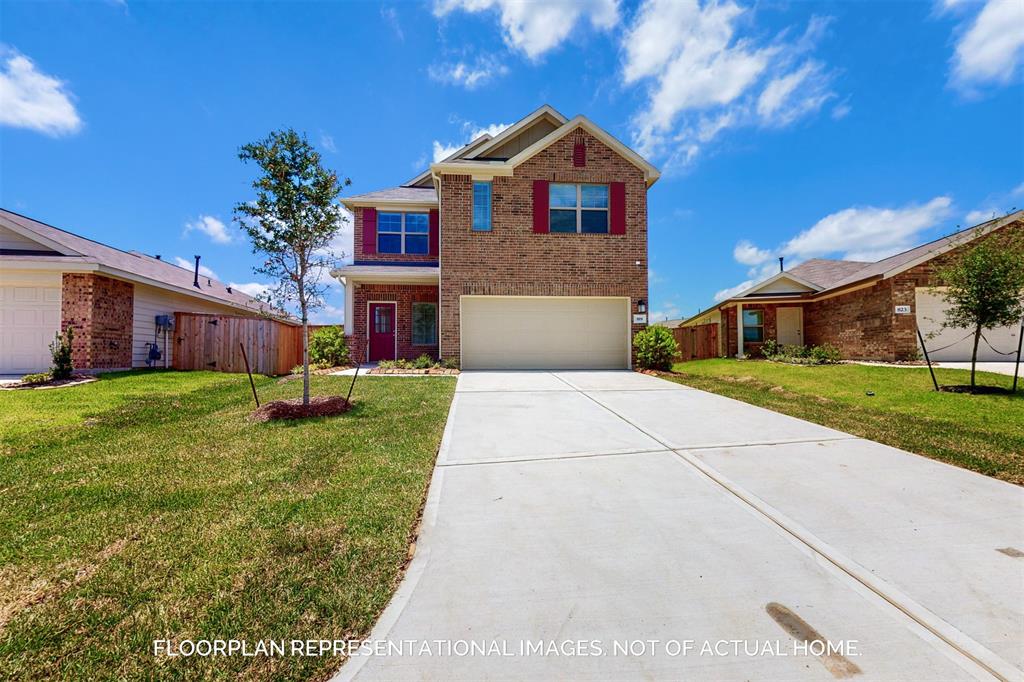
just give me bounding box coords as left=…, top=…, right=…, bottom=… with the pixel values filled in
left=461, top=296, right=629, bottom=370
left=915, top=289, right=1020, bottom=362
left=0, top=285, right=61, bottom=374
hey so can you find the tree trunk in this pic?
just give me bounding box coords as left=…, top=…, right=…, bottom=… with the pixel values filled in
left=970, top=324, right=982, bottom=393
left=301, top=302, right=310, bottom=406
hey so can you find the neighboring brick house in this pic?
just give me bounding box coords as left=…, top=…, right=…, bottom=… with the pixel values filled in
left=0, top=209, right=278, bottom=374
left=678, top=212, right=1023, bottom=362
left=333, top=105, right=660, bottom=369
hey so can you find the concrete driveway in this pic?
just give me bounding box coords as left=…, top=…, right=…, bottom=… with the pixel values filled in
left=337, top=371, right=1023, bottom=681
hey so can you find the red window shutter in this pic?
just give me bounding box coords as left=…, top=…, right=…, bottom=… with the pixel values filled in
left=610, top=182, right=626, bottom=235
left=428, top=209, right=439, bottom=256
left=533, top=180, right=549, bottom=233
left=362, top=208, right=377, bottom=255
left=573, top=141, right=586, bottom=167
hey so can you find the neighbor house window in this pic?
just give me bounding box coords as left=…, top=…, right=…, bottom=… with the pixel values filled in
left=549, top=183, right=609, bottom=233
left=473, top=181, right=492, bottom=231
left=412, top=302, right=438, bottom=345
left=742, top=309, right=764, bottom=343
left=377, top=212, right=429, bottom=254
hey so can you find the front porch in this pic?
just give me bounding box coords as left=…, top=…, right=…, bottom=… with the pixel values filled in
left=723, top=301, right=808, bottom=357
left=331, top=264, right=440, bottom=364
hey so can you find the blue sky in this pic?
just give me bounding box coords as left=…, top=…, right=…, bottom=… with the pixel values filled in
left=1, top=0, right=1022, bottom=323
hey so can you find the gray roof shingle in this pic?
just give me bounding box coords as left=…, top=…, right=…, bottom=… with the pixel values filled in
left=345, top=186, right=437, bottom=203
left=786, top=258, right=871, bottom=288
left=0, top=208, right=277, bottom=314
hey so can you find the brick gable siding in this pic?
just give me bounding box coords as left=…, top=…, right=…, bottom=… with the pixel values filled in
left=61, top=273, right=134, bottom=369
left=438, top=128, right=648, bottom=363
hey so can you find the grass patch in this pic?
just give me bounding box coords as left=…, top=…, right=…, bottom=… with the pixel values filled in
left=664, top=360, right=1023, bottom=485
left=0, top=369, right=455, bottom=679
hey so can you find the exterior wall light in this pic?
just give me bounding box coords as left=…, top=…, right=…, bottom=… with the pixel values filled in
left=637, top=299, right=647, bottom=313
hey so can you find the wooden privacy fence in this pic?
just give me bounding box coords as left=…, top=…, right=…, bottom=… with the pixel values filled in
left=673, top=323, right=719, bottom=362
left=173, top=312, right=305, bottom=375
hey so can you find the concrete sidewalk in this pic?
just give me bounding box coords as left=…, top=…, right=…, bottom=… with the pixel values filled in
left=335, top=371, right=1023, bottom=681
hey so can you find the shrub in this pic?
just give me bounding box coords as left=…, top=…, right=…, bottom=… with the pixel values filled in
left=49, top=327, right=74, bottom=380
left=412, top=353, right=435, bottom=369
left=808, top=343, right=841, bottom=364
left=309, top=326, right=349, bottom=367
left=761, top=338, right=780, bottom=359
left=20, top=372, right=51, bottom=385
left=634, top=326, right=679, bottom=371
left=377, top=358, right=413, bottom=370
left=441, top=357, right=459, bottom=370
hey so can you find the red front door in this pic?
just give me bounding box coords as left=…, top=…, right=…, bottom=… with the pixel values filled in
left=368, top=303, right=397, bottom=362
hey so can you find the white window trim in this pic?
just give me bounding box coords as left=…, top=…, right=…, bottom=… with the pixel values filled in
left=411, top=301, right=438, bottom=346
left=378, top=212, right=429, bottom=254
left=549, top=183, right=609, bottom=233
left=742, top=309, right=765, bottom=343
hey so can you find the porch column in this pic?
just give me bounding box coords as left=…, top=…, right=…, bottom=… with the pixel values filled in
left=736, top=302, right=744, bottom=357
left=343, top=278, right=355, bottom=335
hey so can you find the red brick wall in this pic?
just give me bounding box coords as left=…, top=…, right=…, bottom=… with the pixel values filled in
left=438, top=128, right=648, bottom=363
left=61, top=273, right=134, bottom=370
left=723, top=303, right=779, bottom=357
left=352, top=207, right=438, bottom=264
left=348, top=283, right=440, bottom=363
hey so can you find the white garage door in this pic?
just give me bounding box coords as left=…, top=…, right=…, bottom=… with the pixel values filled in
left=0, top=285, right=61, bottom=374
left=461, top=296, right=630, bottom=370
left=915, top=289, right=1020, bottom=362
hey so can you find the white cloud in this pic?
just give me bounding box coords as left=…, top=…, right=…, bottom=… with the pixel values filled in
left=309, top=303, right=345, bottom=325
left=733, top=240, right=771, bottom=266
left=963, top=183, right=1024, bottom=224
left=714, top=196, right=955, bottom=299
left=381, top=6, right=405, bottom=41
left=650, top=302, right=682, bottom=322
left=781, top=196, right=953, bottom=260
left=174, top=256, right=219, bottom=280
left=831, top=101, right=852, bottom=120
left=227, top=281, right=271, bottom=299
left=0, top=47, right=82, bottom=136
left=433, top=0, right=618, bottom=60
left=713, top=279, right=755, bottom=302
left=319, top=132, right=337, bottom=153
left=428, top=54, right=509, bottom=89
left=184, top=215, right=233, bottom=244
left=622, top=1, right=836, bottom=167
left=950, top=0, right=1024, bottom=91
left=432, top=121, right=511, bottom=162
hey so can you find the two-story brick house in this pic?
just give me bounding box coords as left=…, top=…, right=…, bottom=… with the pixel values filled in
left=333, top=106, right=660, bottom=369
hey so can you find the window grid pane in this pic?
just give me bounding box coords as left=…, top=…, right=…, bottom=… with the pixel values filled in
left=405, top=214, right=429, bottom=233
left=473, top=182, right=492, bottom=231
left=550, top=183, right=577, bottom=208
left=550, top=210, right=577, bottom=232
left=412, top=303, right=438, bottom=345
left=581, top=210, right=609, bottom=233
left=581, top=184, right=608, bottom=208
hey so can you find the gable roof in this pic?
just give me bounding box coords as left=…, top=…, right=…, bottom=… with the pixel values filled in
left=342, top=186, right=437, bottom=208
left=0, top=208, right=282, bottom=316
left=692, top=209, right=1023, bottom=317
left=786, top=258, right=871, bottom=288
left=429, top=106, right=661, bottom=187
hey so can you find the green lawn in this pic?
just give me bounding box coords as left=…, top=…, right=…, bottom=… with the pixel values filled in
left=0, top=370, right=455, bottom=680
left=665, top=360, right=1023, bottom=485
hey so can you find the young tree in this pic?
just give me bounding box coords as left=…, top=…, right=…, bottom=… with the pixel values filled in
left=937, top=229, right=1024, bottom=392
left=234, top=128, right=350, bottom=405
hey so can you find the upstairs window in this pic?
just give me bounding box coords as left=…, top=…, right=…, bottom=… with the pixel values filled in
left=549, top=183, right=609, bottom=234
left=742, top=309, right=764, bottom=343
left=473, top=181, right=492, bottom=231
left=378, top=212, right=429, bottom=254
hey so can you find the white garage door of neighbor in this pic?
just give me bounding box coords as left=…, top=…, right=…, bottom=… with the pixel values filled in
left=915, top=289, right=1020, bottom=362
left=461, top=296, right=630, bottom=370
left=0, top=285, right=61, bottom=374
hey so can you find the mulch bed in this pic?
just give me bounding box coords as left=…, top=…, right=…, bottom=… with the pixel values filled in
left=2, top=374, right=97, bottom=391
left=369, top=368, right=459, bottom=375
left=250, top=396, right=352, bottom=422
left=938, top=385, right=1016, bottom=395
